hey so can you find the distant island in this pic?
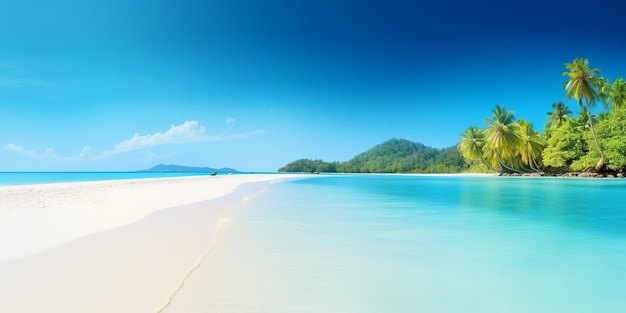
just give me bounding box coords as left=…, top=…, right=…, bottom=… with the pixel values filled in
left=278, top=138, right=466, bottom=174
left=138, top=164, right=238, bottom=173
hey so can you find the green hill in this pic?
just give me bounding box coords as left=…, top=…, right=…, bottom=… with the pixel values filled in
left=138, top=164, right=238, bottom=173
left=278, top=138, right=467, bottom=173
left=277, top=159, right=339, bottom=173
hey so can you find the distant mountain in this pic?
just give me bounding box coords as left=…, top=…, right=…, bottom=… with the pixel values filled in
left=138, top=164, right=238, bottom=173
left=339, top=138, right=464, bottom=173
left=279, top=138, right=467, bottom=173
left=278, top=159, right=340, bottom=173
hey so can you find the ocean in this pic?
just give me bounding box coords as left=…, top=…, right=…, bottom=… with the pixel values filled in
left=165, top=174, right=626, bottom=312
left=0, top=171, right=262, bottom=186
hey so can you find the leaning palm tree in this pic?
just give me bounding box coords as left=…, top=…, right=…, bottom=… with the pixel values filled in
left=517, top=119, right=544, bottom=172
left=484, top=105, right=523, bottom=173
left=458, top=126, right=494, bottom=171
left=562, top=57, right=605, bottom=172
left=546, top=101, right=572, bottom=127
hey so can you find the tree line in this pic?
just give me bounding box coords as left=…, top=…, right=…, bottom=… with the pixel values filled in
left=278, top=139, right=466, bottom=173
left=458, top=58, right=626, bottom=174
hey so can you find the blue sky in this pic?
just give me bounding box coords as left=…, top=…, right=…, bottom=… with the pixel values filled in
left=1, top=0, right=626, bottom=171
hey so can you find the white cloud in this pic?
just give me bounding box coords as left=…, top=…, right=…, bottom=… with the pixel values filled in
left=6, top=144, right=91, bottom=161
left=6, top=121, right=267, bottom=162
left=79, top=146, right=91, bottom=158
left=5, top=144, right=37, bottom=157
left=226, top=117, right=236, bottom=125
left=112, top=120, right=267, bottom=153
left=225, top=129, right=266, bottom=140
left=113, top=120, right=220, bottom=153
left=44, top=148, right=58, bottom=158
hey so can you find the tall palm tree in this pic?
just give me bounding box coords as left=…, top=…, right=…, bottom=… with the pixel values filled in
left=562, top=57, right=605, bottom=172
left=484, top=105, right=523, bottom=173
left=517, top=119, right=544, bottom=172
left=458, top=126, right=494, bottom=171
left=546, top=101, right=572, bottom=127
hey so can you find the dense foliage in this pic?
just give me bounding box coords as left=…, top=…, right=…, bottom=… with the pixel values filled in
left=278, top=139, right=467, bottom=173
left=458, top=58, right=626, bottom=174
left=278, top=159, right=339, bottom=173
left=338, top=139, right=465, bottom=173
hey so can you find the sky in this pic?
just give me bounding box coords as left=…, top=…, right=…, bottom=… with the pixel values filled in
left=1, top=0, right=626, bottom=171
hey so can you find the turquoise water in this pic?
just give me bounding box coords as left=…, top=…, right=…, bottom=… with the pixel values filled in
left=0, top=171, right=266, bottom=186
left=177, top=175, right=626, bottom=312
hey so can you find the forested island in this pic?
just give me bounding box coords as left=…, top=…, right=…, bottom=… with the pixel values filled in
left=278, top=139, right=466, bottom=173
left=280, top=58, right=626, bottom=177
left=138, top=164, right=238, bottom=173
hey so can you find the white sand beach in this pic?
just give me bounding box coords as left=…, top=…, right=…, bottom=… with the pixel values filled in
left=0, top=174, right=309, bottom=313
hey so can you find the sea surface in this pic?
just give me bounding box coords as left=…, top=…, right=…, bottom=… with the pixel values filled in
left=0, top=171, right=262, bottom=186
left=166, top=174, right=626, bottom=313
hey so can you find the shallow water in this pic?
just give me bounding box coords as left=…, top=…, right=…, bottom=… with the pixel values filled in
left=167, top=175, right=626, bottom=313
left=0, top=171, right=269, bottom=186
left=0, top=172, right=212, bottom=186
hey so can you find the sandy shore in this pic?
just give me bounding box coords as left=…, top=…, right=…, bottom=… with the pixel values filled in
left=0, top=174, right=309, bottom=313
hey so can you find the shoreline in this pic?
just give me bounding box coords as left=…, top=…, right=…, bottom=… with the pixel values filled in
left=0, top=174, right=310, bottom=313
left=0, top=174, right=309, bottom=262
left=309, top=171, right=625, bottom=179
left=325, top=172, right=501, bottom=178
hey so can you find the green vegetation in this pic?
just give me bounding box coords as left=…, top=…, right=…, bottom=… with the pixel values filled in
left=278, top=159, right=339, bottom=173
left=280, top=58, right=626, bottom=176
left=562, top=58, right=605, bottom=171
left=338, top=139, right=465, bottom=173
left=459, top=57, right=626, bottom=175
left=459, top=106, right=544, bottom=174
left=278, top=139, right=466, bottom=173
left=458, top=125, right=492, bottom=171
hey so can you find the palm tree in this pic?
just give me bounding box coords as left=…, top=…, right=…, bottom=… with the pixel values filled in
left=576, top=106, right=594, bottom=128
left=458, top=126, right=494, bottom=171
left=517, top=119, right=544, bottom=172
left=562, top=57, right=605, bottom=172
left=610, top=77, right=626, bottom=109
left=594, top=76, right=626, bottom=111
left=546, top=101, right=572, bottom=127
left=484, top=105, right=523, bottom=173
left=597, top=110, right=610, bottom=121
left=594, top=76, right=611, bottom=109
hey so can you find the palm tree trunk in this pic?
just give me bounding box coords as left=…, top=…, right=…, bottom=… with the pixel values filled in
left=527, top=152, right=538, bottom=172
left=527, top=151, right=543, bottom=172
left=496, top=154, right=524, bottom=174
left=532, top=157, right=541, bottom=172
left=480, top=156, right=495, bottom=172
left=586, top=103, right=606, bottom=172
